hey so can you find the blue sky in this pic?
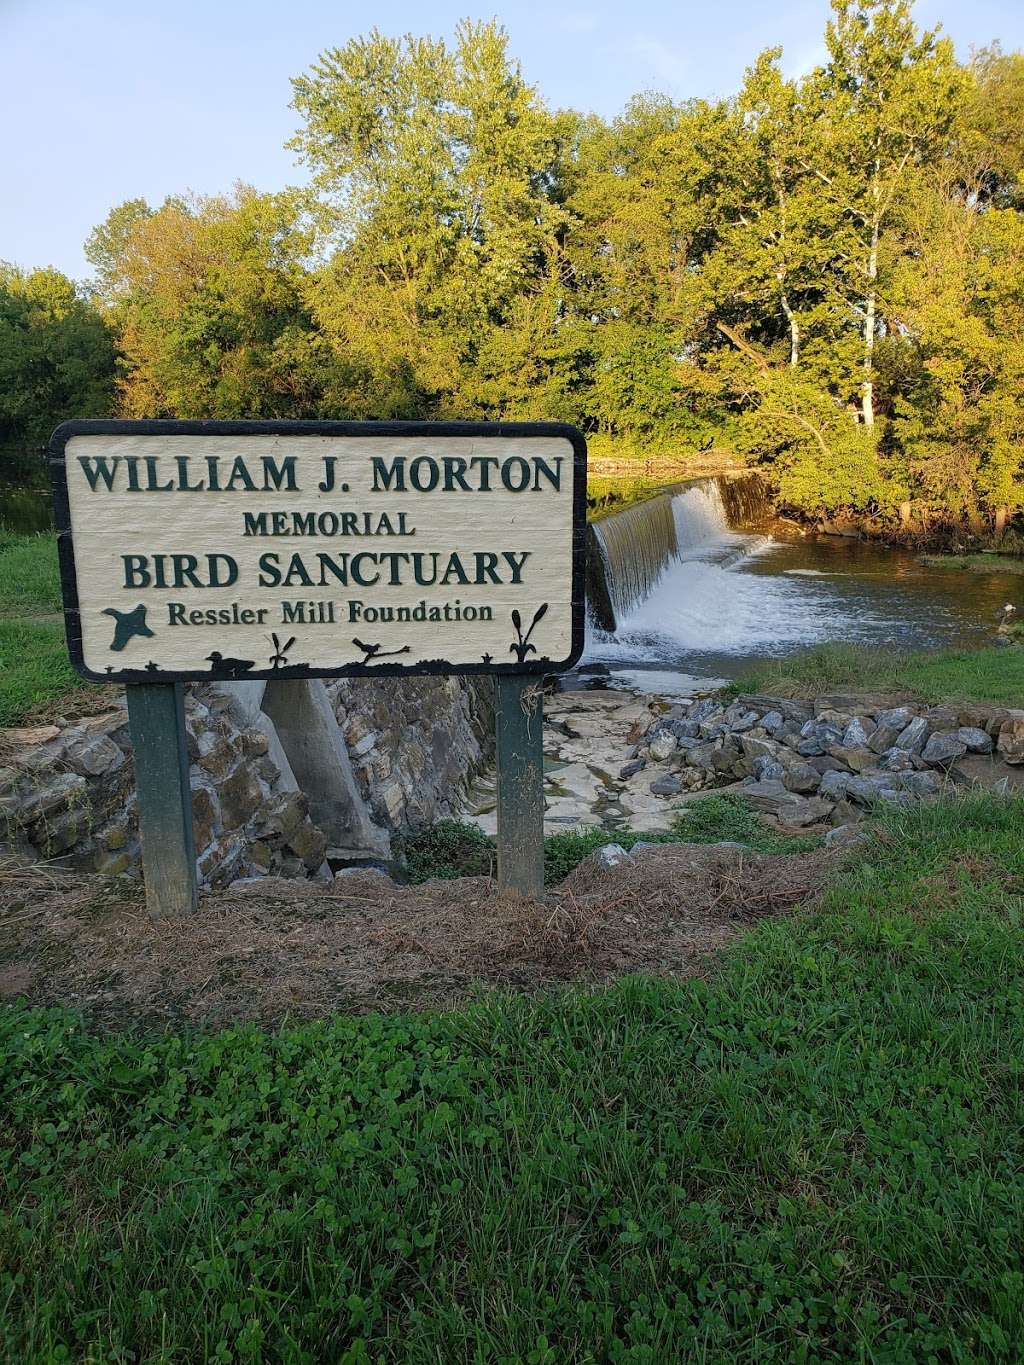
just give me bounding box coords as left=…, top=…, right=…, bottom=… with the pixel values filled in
left=3, top=0, right=1022, bottom=280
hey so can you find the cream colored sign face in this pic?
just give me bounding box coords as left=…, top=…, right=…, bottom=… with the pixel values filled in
left=52, top=424, right=586, bottom=681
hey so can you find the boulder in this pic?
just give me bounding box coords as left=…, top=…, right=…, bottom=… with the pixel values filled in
left=736, top=779, right=807, bottom=816
left=957, top=726, right=993, bottom=755
left=841, top=716, right=875, bottom=748
left=921, top=731, right=968, bottom=767
left=687, top=741, right=720, bottom=770
left=648, top=731, right=677, bottom=761
left=739, top=733, right=781, bottom=762
left=619, top=759, right=645, bottom=780
left=845, top=774, right=903, bottom=806
left=753, top=757, right=786, bottom=783
left=827, top=746, right=876, bottom=773
left=894, top=716, right=930, bottom=754
left=589, top=843, right=629, bottom=871
left=728, top=710, right=760, bottom=734
left=868, top=707, right=915, bottom=754
left=760, top=710, right=785, bottom=735
left=897, top=770, right=943, bottom=799
left=784, top=762, right=822, bottom=794
left=825, top=823, right=869, bottom=850
left=62, top=730, right=126, bottom=777
left=997, top=713, right=1024, bottom=766
left=14, top=772, right=87, bottom=824
left=878, top=747, right=916, bottom=773
left=649, top=774, right=684, bottom=797
left=819, top=770, right=852, bottom=801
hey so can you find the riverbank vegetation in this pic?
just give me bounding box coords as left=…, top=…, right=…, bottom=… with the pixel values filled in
left=3, top=0, right=1022, bottom=537
left=3, top=793, right=1024, bottom=1360
left=729, top=641, right=1024, bottom=706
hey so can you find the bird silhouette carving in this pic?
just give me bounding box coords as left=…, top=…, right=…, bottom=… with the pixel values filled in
left=353, top=638, right=411, bottom=665
left=206, top=650, right=256, bottom=675
left=102, top=604, right=155, bottom=652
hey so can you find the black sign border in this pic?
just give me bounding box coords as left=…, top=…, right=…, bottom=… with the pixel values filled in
left=48, top=419, right=588, bottom=684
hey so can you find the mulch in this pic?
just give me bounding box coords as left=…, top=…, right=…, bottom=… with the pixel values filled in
left=0, top=844, right=839, bottom=1031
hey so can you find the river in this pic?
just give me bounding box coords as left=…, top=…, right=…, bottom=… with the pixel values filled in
left=584, top=474, right=1020, bottom=693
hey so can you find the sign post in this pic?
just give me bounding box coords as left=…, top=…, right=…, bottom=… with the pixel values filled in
left=49, top=420, right=587, bottom=910
left=495, top=675, right=545, bottom=896
left=124, top=682, right=197, bottom=916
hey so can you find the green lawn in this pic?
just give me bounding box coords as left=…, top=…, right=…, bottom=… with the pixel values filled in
left=0, top=533, right=88, bottom=725
left=3, top=794, right=1024, bottom=1362
left=729, top=641, right=1024, bottom=707
left=0, top=531, right=61, bottom=617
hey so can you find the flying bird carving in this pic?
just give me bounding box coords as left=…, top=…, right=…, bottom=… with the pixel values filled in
left=102, top=604, right=155, bottom=652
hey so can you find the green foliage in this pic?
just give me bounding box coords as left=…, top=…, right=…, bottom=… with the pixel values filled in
left=0, top=265, right=115, bottom=446
left=17, top=4, right=1018, bottom=525
left=396, top=818, right=495, bottom=881
left=4, top=795, right=1024, bottom=1360
left=919, top=553, right=1024, bottom=573
left=728, top=641, right=1024, bottom=706
left=0, top=533, right=87, bottom=723
left=673, top=793, right=819, bottom=853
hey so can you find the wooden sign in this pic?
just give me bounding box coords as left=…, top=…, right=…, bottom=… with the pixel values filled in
left=49, top=420, right=587, bottom=683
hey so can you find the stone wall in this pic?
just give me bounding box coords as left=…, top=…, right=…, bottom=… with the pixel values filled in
left=0, top=675, right=493, bottom=887
left=326, top=676, right=493, bottom=832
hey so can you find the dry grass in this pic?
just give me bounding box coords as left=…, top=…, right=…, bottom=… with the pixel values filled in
left=0, top=844, right=838, bottom=1031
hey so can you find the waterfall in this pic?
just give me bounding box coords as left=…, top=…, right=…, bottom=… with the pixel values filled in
left=588, top=475, right=767, bottom=631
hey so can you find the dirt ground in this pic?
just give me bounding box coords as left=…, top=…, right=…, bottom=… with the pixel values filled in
left=0, top=844, right=839, bottom=1031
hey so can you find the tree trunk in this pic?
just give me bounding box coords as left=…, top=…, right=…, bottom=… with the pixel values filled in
left=780, top=290, right=799, bottom=367
left=861, top=217, right=879, bottom=428
left=899, top=500, right=912, bottom=529
left=995, top=505, right=1008, bottom=540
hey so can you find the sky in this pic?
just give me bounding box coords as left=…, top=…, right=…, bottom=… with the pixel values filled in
left=2, top=0, right=1022, bottom=281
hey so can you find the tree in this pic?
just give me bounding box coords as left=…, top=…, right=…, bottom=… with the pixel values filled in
left=890, top=173, right=1024, bottom=529
left=290, top=21, right=569, bottom=418
left=87, top=187, right=333, bottom=419
left=0, top=265, right=115, bottom=446
left=805, top=0, right=967, bottom=428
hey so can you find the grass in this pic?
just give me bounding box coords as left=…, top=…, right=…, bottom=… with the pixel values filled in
left=0, top=531, right=61, bottom=618
left=398, top=797, right=818, bottom=886
left=0, top=618, right=81, bottom=726
left=726, top=641, right=1024, bottom=707
left=3, top=793, right=1024, bottom=1361
left=0, top=533, right=88, bottom=726
left=919, top=553, right=1024, bottom=573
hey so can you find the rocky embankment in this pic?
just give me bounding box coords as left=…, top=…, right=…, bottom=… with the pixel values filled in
left=470, top=686, right=1024, bottom=839
left=630, top=692, right=1024, bottom=835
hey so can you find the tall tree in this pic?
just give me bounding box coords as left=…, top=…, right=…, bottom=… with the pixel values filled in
left=0, top=265, right=115, bottom=446
left=290, top=21, right=569, bottom=418
left=805, top=0, right=966, bottom=428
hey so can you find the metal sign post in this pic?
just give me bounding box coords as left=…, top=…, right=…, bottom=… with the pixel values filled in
left=49, top=420, right=587, bottom=912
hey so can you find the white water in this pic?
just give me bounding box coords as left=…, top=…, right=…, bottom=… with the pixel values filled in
left=585, top=481, right=905, bottom=671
